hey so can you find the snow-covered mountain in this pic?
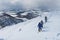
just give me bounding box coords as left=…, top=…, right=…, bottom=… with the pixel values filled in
left=0, top=11, right=60, bottom=40
left=0, top=12, right=24, bottom=28
left=0, top=0, right=60, bottom=40
left=0, top=10, right=41, bottom=28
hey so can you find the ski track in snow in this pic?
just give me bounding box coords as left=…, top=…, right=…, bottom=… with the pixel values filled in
left=0, top=12, right=60, bottom=40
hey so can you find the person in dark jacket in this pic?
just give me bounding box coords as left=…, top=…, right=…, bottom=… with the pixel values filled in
left=45, top=16, right=47, bottom=22
left=38, top=22, right=43, bottom=32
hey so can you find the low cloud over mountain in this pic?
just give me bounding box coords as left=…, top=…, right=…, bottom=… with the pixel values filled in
left=0, top=0, right=60, bottom=11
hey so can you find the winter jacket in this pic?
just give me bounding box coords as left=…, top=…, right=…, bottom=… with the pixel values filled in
left=38, top=22, right=43, bottom=29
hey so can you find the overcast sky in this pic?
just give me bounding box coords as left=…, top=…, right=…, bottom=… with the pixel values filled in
left=0, top=0, right=60, bottom=11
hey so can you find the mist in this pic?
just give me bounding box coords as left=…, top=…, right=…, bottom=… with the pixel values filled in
left=0, top=0, right=60, bottom=11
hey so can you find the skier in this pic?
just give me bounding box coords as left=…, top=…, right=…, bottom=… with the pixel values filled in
left=38, top=21, right=43, bottom=32
left=45, top=16, right=47, bottom=22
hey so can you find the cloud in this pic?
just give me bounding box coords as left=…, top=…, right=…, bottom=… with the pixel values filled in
left=0, top=0, right=60, bottom=11
left=0, top=0, right=23, bottom=11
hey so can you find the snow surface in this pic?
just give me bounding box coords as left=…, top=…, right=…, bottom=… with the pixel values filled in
left=0, top=11, right=60, bottom=40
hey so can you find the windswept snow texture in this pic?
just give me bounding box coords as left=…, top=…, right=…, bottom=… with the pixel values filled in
left=0, top=11, right=60, bottom=40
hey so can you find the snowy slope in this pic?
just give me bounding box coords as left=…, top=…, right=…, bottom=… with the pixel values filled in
left=0, top=16, right=42, bottom=40
left=0, top=11, right=60, bottom=40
